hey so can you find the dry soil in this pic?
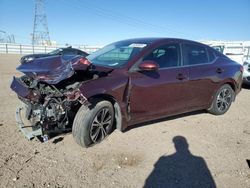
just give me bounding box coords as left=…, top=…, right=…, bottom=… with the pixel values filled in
left=0, top=54, right=249, bottom=188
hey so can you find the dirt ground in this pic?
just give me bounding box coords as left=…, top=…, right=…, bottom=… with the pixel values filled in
left=0, top=54, right=249, bottom=188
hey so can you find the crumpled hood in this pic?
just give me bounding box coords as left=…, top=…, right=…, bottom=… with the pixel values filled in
left=17, top=55, right=113, bottom=84
left=22, top=53, right=49, bottom=59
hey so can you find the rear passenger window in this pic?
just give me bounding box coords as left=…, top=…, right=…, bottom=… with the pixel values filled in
left=207, top=48, right=216, bottom=62
left=214, top=50, right=228, bottom=59
left=64, top=49, right=77, bottom=55
left=183, top=44, right=209, bottom=65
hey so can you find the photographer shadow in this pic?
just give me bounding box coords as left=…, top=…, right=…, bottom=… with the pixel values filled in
left=144, top=136, right=216, bottom=188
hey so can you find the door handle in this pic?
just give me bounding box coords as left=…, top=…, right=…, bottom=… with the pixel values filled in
left=216, top=68, right=224, bottom=74
left=176, top=73, right=186, bottom=80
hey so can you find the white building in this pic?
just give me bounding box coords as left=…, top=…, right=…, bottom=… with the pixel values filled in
left=201, top=40, right=250, bottom=65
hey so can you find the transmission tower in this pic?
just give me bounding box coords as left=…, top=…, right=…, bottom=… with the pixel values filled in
left=32, top=0, right=51, bottom=45
left=0, top=30, right=16, bottom=43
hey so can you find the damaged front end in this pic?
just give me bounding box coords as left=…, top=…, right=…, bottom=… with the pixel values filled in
left=10, top=55, right=112, bottom=141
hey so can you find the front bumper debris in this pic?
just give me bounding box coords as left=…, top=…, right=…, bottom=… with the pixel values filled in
left=15, top=105, right=42, bottom=140
left=11, top=76, right=31, bottom=99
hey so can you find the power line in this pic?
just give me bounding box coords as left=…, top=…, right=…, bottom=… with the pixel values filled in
left=61, top=0, right=202, bottom=38
left=77, top=0, right=182, bottom=35
left=32, top=0, right=51, bottom=45
left=59, top=0, right=172, bottom=36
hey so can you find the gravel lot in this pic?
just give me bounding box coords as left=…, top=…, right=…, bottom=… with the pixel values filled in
left=0, top=54, right=249, bottom=188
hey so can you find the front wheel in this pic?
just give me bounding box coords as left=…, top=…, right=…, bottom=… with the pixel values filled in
left=207, top=84, right=235, bottom=115
left=72, top=100, right=114, bottom=148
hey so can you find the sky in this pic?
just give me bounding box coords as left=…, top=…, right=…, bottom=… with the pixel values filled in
left=0, top=0, right=250, bottom=45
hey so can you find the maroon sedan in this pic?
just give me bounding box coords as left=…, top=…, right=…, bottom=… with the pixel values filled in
left=10, top=38, right=243, bottom=147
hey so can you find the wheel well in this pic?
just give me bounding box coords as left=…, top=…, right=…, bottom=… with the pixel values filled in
left=88, top=94, right=122, bottom=131
left=226, top=82, right=235, bottom=91
left=224, top=82, right=236, bottom=101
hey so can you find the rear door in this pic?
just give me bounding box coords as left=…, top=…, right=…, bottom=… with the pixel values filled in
left=129, top=42, right=190, bottom=124
left=182, top=43, right=220, bottom=110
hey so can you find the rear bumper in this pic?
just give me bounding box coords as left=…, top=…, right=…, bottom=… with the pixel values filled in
left=15, top=105, right=42, bottom=140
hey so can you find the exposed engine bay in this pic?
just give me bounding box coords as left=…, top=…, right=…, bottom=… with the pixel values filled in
left=11, top=55, right=112, bottom=141
left=17, top=75, right=86, bottom=140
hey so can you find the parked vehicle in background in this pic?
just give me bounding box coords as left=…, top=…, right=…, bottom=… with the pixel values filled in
left=204, top=41, right=250, bottom=85
left=243, top=60, right=250, bottom=85
left=20, top=46, right=88, bottom=64
left=10, top=38, right=243, bottom=148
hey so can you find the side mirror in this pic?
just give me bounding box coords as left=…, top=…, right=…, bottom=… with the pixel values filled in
left=139, top=60, right=159, bottom=71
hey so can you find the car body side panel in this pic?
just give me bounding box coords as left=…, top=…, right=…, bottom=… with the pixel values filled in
left=188, top=58, right=242, bottom=109
left=78, top=70, right=130, bottom=130
left=186, top=62, right=222, bottom=110
left=128, top=67, right=190, bottom=125
left=212, top=59, right=242, bottom=94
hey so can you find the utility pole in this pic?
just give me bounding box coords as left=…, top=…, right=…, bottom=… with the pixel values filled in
left=32, top=0, right=51, bottom=45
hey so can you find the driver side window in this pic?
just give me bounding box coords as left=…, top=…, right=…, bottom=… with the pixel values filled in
left=144, top=43, right=180, bottom=69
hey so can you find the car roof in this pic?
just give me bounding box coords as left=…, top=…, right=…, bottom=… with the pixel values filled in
left=60, top=47, right=86, bottom=52
left=116, top=37, right=204, bottom=45
left=61, top=47, right=75, bottom=50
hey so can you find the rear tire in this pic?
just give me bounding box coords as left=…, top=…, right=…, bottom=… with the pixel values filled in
left=72, top=100, right=114, bottom=148
left=207, top=84, right=235, bottom=115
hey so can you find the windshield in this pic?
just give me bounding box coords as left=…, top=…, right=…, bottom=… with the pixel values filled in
left=48, top=48, right=63, bottom=55
left=87, top=41, right=149, bottom=67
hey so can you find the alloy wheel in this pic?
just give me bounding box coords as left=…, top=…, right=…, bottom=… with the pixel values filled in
left=90, top=107, right=112, bottom=143
left=216, top=88, right=232, bottom=112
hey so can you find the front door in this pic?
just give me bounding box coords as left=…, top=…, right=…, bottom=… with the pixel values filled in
left=128, top=43, right=190, bottom=125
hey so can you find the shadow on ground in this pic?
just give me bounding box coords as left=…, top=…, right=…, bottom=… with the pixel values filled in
left=52, top=137, right=64, bottom=144
left=144, top=136, right=216, bottom=188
